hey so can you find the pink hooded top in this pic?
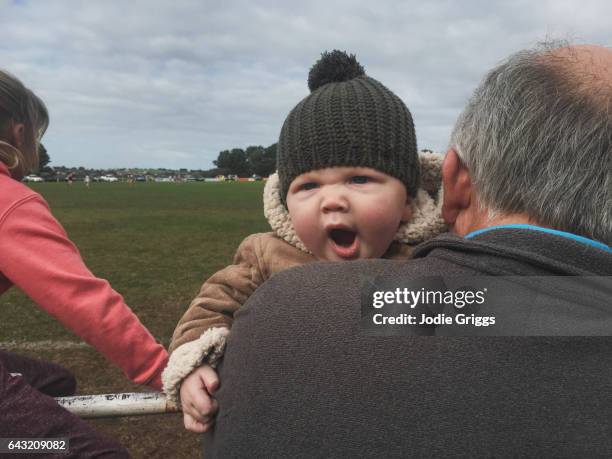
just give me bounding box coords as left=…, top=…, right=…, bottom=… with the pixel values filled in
left=0, top=162, right=168, bottom=389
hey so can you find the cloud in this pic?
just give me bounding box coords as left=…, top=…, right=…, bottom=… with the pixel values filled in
left=0, top=0, right=610, bottom=168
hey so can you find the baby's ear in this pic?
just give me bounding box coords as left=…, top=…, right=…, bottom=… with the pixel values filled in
left=400, top=195, right=413, bottom=223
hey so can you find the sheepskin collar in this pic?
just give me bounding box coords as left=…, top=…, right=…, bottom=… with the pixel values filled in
left=263, top=152, right=448, bottom=253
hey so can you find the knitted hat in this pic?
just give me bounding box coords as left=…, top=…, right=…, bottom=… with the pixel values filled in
left=277, top=50, right=419, bottom=205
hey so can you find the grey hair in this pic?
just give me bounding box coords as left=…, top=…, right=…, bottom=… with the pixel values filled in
left=0, top=70, right=49, bottom=178
left=450, top=42, right=611, bottom=244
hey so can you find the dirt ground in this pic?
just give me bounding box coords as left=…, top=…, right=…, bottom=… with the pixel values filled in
left=18, top=347, right=202, bottom=458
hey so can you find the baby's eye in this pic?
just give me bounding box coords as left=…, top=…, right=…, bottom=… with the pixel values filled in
left=350, top=176, right=370, bottom=184
left=300, top=182, right=319, bottom=191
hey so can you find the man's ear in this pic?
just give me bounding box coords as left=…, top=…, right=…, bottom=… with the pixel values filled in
left=441, top=148, right=473, bottom=226
left=400, top=195, right=412, bottom=223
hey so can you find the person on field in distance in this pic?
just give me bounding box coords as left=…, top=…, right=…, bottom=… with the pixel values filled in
left=0, top=69, right=168, bottom=457
left=204, top=43, right=612, bottom=457
left=162, top=50, right=448, bottom=433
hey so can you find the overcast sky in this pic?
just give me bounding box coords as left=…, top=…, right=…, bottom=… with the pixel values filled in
left=1, top=0, right=609, bottom=169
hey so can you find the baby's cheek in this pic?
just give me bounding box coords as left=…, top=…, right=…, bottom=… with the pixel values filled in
left=365, top=206, right=398, bottom=226
left=364, top=209, right=403, bottom=244
left=291, top=212, right=317, bottom=244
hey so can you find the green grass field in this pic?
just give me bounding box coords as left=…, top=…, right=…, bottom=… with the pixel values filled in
left=2, top=181, right=268, bottom=343
left=2, top=181, right=269, bottom=457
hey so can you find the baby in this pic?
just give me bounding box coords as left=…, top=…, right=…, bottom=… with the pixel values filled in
left=162, top=50, right=446, bottom=432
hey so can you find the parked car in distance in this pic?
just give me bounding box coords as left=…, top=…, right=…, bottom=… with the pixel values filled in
left=23, top=174, right=44, bottom=182
left=99, top=175, right=119, bottom=182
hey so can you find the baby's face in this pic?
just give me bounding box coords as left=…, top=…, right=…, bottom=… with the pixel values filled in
left=286, top=167, right=412, bottom=261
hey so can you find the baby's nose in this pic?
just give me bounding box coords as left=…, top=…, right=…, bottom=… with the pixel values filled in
left=321, top=188, right=349, bottom=213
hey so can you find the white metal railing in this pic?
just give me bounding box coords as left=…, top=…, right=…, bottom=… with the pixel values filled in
left=54, top=392, right=179, bottom=419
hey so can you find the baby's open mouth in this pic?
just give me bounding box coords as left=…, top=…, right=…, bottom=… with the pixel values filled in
left=329, top=228, right=357, bottom=247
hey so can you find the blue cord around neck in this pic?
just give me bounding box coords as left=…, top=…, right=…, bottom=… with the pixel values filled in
left=465, top=224, right=610, bottom=252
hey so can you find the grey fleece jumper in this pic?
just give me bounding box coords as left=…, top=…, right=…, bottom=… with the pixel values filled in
left=205, top=228, right=611, bottom=458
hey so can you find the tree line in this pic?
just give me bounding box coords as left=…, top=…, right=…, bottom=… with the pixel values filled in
left=37, top=143, right=278, bottom=179
left=213, top=144, right=277, bottom=177
left=39, top=143, right=51, bottom=172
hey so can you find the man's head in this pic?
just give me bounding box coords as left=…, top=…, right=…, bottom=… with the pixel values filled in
left=443, top=43, right=611, bottom=244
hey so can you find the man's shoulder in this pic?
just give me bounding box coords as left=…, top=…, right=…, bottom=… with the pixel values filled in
left=263, top=250, right=467, bottom=294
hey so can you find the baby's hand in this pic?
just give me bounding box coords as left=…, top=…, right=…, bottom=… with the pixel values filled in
left=179, top=364, right=220, bottom=433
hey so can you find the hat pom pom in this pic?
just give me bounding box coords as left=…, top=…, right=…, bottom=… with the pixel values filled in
left=307, top=50, right=365, bottom=92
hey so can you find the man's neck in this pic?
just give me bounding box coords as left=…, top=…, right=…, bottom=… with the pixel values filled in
left=452, top=209, right=540, bottom=237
